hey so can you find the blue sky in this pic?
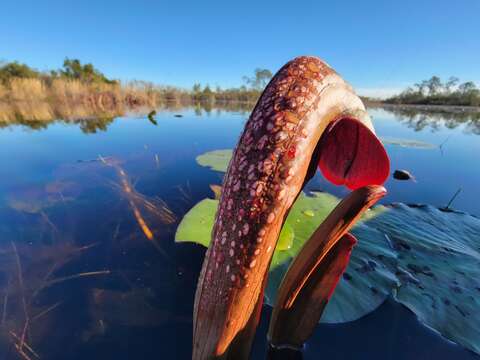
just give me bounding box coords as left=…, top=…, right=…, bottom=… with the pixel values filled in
left=1, top=0, right=479, bottom=98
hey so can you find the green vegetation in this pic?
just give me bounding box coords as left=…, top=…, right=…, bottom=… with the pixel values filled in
left=191, top=68, right=272, bottom=103
left=57, top=58, right=117, bottom=84
left=0, top=61, right=40, bottom=83
left=386, top=76, right=480, bottom=106
left=195, top=149, right=233, bottom=172
left=0, top=58, right=116, bottom=85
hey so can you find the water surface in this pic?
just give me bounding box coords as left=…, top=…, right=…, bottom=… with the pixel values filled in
left=0, top=106, right=478, bottom=359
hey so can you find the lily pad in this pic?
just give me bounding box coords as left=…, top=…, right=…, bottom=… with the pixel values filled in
left=175, top=192, right=480, bottom=354
left=175, top=198, right=217, bottom=247
left=367, top=204, right=480, bottom=354
left=195, top=149, right=233, bottom=172
left=380, top=137, right=437, bottom=150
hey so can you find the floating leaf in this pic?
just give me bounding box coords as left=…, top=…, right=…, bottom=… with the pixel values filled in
left=195, top=149, right=233, bottom=172
left=175, top=199, right=217, bottom=247
left=175, top=192, right=480, bottom=354
left=380, top=137, right=437, bottom=149
left=366, top=204, right=480, bottom=354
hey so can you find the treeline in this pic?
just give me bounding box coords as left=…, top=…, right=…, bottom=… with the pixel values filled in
left=0, top=58, right=117, bottom=85
left=386, top=76, right=480, bottom=107
left=191, top=69, right=273, bottom=103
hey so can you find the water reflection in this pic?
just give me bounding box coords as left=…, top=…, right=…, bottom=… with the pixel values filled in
left=377, top=104, right=480, bottom=134
left=0, top=116, right=117, bottom=134
left=1, top=103, right=479, bottom=137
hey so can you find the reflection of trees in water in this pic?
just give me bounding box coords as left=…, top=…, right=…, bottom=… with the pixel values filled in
left=14, top=117, right=50, bottom=130
left=192, top=101, right=253, bottom=117
left=0, top=115, right=116, bottom=134
left=75, top=117, right=115, bottom=134
left=379, top=105, right=480, bottom=135
left=9, top=102, right=479, bottom=135
left=0, top=101, right=255, bottom=132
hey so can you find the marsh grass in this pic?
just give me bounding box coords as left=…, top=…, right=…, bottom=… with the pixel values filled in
left=0, top=77, right=165, bottom=123
left=0, top=240, right=110, bottom=360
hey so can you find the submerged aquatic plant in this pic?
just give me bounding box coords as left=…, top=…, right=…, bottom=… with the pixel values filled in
left=0, top=241, right=109, bottom=360
left=190, top=56, right=389, bottom=359
left=99, top=156, right=176, bottom=255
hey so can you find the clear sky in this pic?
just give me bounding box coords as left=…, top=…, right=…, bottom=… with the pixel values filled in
left=1, top=0, right=479, bottom=98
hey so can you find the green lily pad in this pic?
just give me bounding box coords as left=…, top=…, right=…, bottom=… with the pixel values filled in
left=367, top=204, right=480, bottom=354
left=380, top=137, right=437, bottom=149
left=175, top=198, right=217, bottom=247
left=195, top=149, right=233, bottom=172
left=175, top=192, right=480, bottom=354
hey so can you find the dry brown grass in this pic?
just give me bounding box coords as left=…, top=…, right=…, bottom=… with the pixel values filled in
left=9, top=78, right=47, bottom=102
left=0, top=83, right=7, bottom=98
left=0, top=77, right=165, bottom=124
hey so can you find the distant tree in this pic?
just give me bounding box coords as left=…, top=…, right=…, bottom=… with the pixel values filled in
left=61, top=58, right=116, bottom=84
left=192, top=83, right=202, bottom=101
left=243, top=68, right=273, bottom=90
left=202, top=85, right=214, bottom=102
left=414, top=80, right=428, bottom=95
left=386, top=76, right=480, bottom=106
left=0, top=61, right=40, bottom=83
left=458, top=81, right=477, bottom=94
left=426, top=76, right=442, bottom=95
left=445, top=76, right=459, bottom=93
left=193, top=83, right=202, bottom=93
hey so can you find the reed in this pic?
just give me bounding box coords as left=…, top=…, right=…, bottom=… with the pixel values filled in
left=8, top=78, right=47, bottom=102
left=0, top=77, right=165, bottom=123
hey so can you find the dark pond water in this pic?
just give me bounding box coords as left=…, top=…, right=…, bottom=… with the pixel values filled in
left=0, top=106, right=479, bottom=359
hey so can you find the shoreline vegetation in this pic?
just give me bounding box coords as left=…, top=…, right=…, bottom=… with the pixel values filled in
left=0, top=59, right=271, bottom=123
left=0, top=59, right=479, bottom=126
left=383, top=76, right=480, bottom=107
